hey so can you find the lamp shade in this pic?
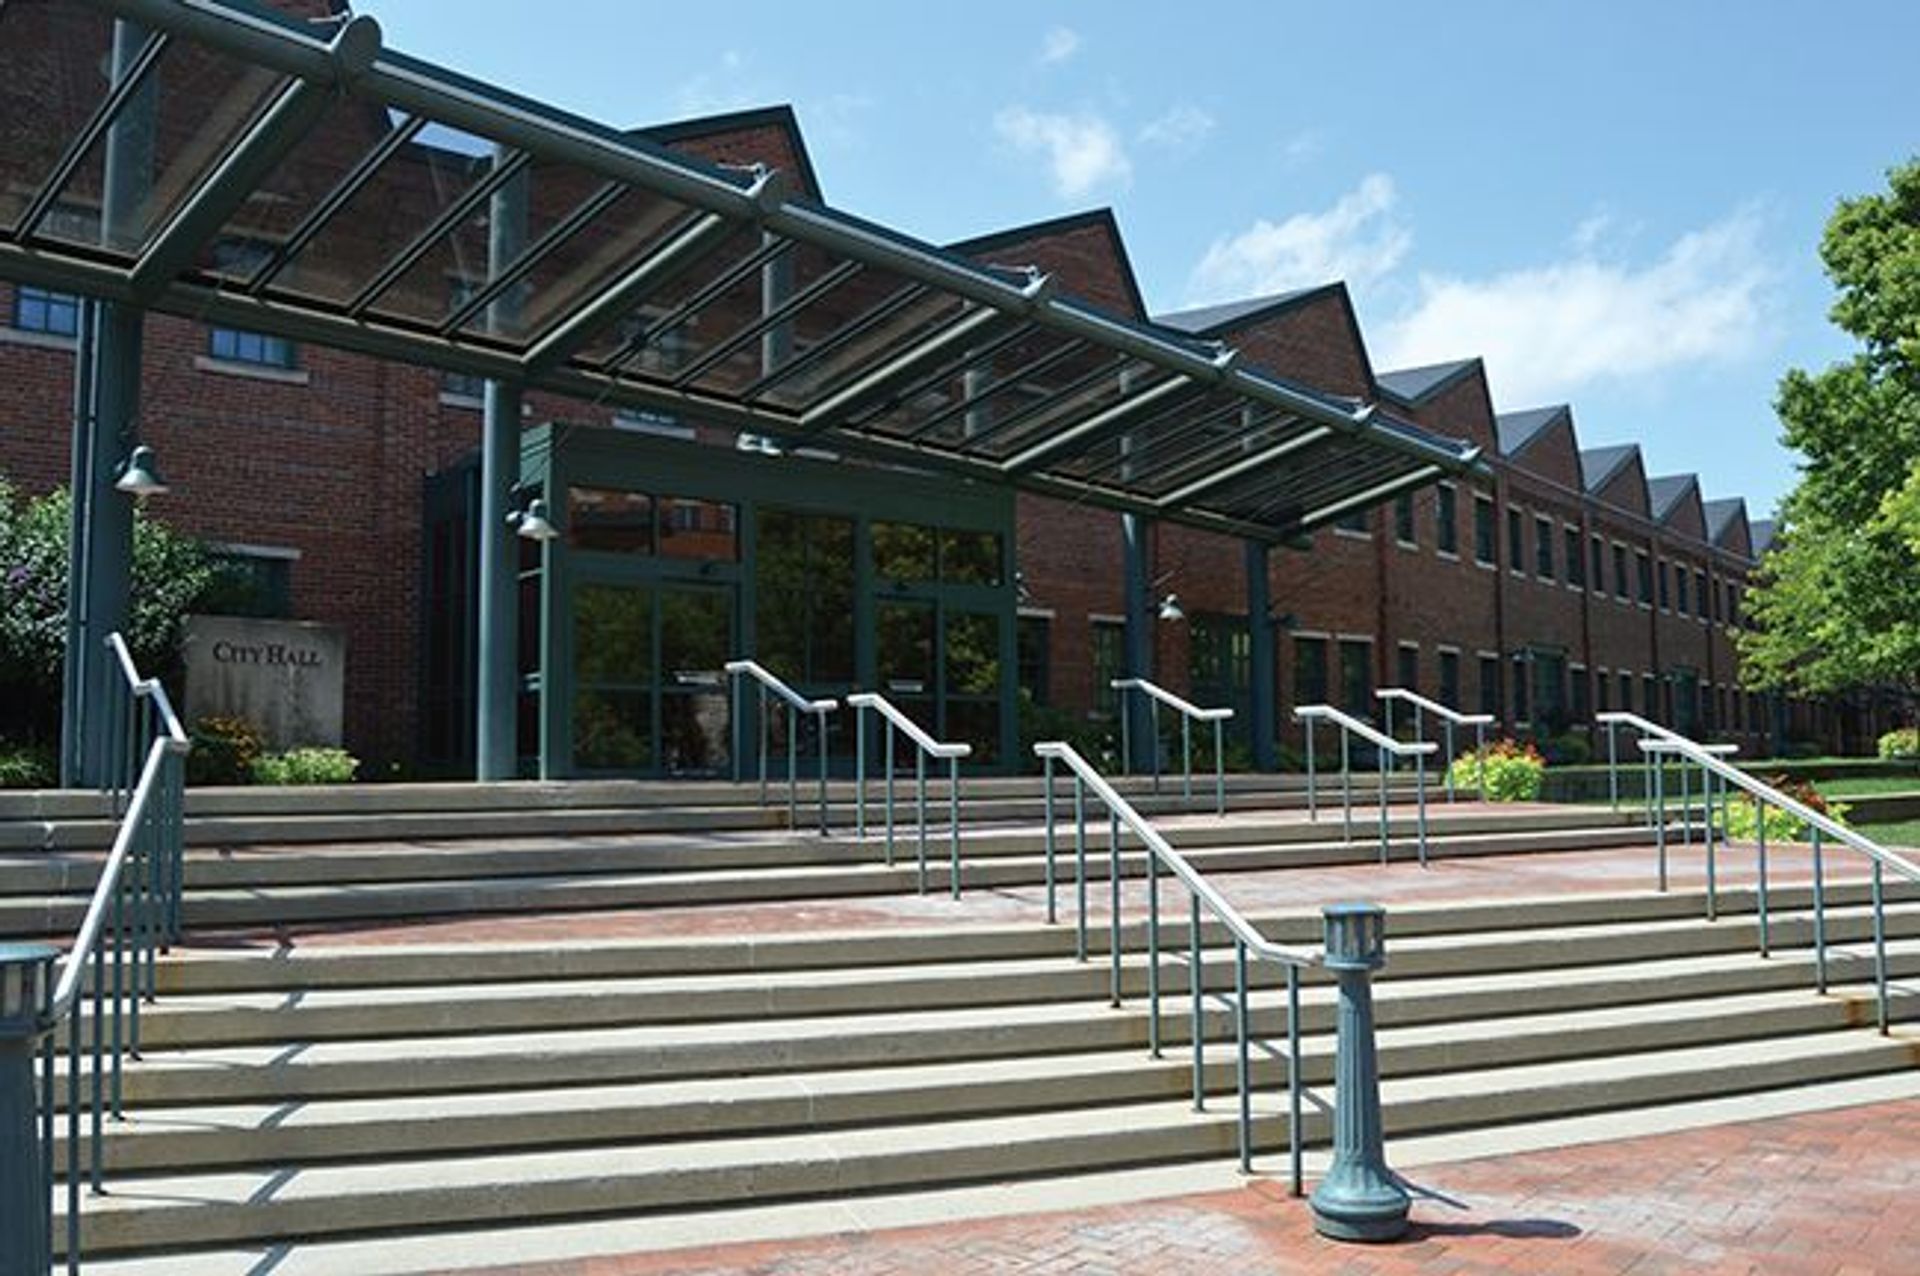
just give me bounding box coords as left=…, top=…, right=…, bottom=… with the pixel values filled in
left=113, top=445, right=169, bottom=497
left=513, top=497, right=560, bottom=542
left=1157, top=592, right=1185, bottom=622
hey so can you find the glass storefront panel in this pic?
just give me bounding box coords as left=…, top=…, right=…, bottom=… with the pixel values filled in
left=757, top=507, right=856, bottom=685
left=873, top=521, right=936, bottom=583
left=573, top=688, right=653, bottom=769
left=569, top=488, right=654, bottom=555
left=940, top=529, right=1002, bottom=585
left=574, top=585, right=653, bottom=682
left=658, top=498, right=739, bottom=562
left=945, top=612, right=1000, bottom=696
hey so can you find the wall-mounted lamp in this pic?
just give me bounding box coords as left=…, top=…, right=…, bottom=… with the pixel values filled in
left=113, top=445, right=169, bottom=498
left=507, top=496, right=560, bottom=542
left=1015, top=569, right=1035, bottom=606
left=1157, top=592, right=1185, bottom=623
left=1269, top=610, right=1299, bottom=631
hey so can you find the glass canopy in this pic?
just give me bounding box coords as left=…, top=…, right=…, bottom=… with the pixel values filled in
left=0, top=0, right=1485, bottom=542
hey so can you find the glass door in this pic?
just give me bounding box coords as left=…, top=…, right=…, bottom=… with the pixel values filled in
left=659, top=585, right=734, bottom=775
left=569, top=579, right=736, bottom=776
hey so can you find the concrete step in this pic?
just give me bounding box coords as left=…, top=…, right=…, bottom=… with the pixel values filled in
left=59, top=1027, right=1917, bottom=1257
left=0, top=821, right=1657, bottom=935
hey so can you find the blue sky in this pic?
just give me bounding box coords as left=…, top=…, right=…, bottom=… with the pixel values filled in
left=351, top=2, right=1918, bottom=519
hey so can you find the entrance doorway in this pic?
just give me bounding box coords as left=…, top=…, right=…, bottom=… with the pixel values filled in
left=571, top=579, right=736, bottom=775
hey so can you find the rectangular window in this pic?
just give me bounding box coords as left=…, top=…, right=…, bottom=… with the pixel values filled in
left=1571, top=666, right=1591, bottom=723
left=1091, top=620, right=1125, bottom=716
left=1474, top=496, right=1497, bottom=565
left=1613, top=545, right=1629, bottom=599
left=1636, top=550, right=1653, bottom=605
left=1596, top=670, right=1610, bottom=713
left=1590, top=536, right=1606, bottom=593
left=1507, top=508, right=1524, bottom=571
left=1293, top=637, right=1328, bottom=707
left=1618, top=671, right=1634, bottom=713
left=1479, top=655, right=1501, bottom=719
left=1338, top=640, right=1372, bottom=717
left=1394, top=493, right=1416, bottom=546
left=12, top=286, right=80, bottom=336
left=1016, top=616, right=1050, bottom=706
left=1439, top=650, right=1460, bottom=708
left=1675, top=566, right=1689, bottom=615
left=1534, top=515, right=1554, bottom=579
left=1644, top=675, right=1659, bottom=717
left=1658, top=561, right=1671, bottom=610
left=1435, top=486, right=1457, bottom=555
left=1728, top=585, right=1740, bottom=626
left=1565, top=528, right=1584, bottom=587
left=1396, top=644, right=1419, bottom=693
left=1511, top=654, right=1530, bottom=724
left=208, top=326, right=297, bottom=368
left=1695, top=570, right=1708, bottom=619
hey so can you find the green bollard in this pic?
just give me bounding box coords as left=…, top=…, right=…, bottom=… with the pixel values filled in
left=1310, top=904, right=1409, bottom=1242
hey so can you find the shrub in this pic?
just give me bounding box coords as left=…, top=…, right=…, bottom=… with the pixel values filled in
left=1877, top=727, right=1920, bottom=761
left=1016, top=691, right=1120, bottom=773
left=1716, top=776, right=1850, bottom=842
left=0, top=740, right=56, bottom=789
left=251, top=747, right=358, bottom=786
left=1541, top=732, right=1592, bottom=766
left=187, top=715, right=262, bottom=786
left=1448, top=738, right=1547, bottom=802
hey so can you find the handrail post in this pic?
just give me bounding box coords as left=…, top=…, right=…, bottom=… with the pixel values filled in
left=1305, top=717, right=1317, bottom=822
left=731, top=677, right=744, bottom=784
left=1189, top=893, right=1204, bottom=1112
left=1108, top=810, right=1123, bottom=1008
left=1679, top=757, right=1691, bottom=847
left=1043, top=754, right=1058, bottom=925
left=1147, top=845, right=1161, bottom=1057
left=1755, top=811, right=1770, bottom=958
left=1287, top=963, right=1303, bottom=1198
left=1475, top=720, right=1487, bottom=800
left=915, top=750, right=928, bottom=895
left=816, top=711, right=828, bottom=835
left=1213, top=718, right=1225, bottom=817
left=1606, top=719, right=1619, bottom=812
left=1182, top=715, right=1193, bottom=807
left=854, top=706, right=867, bottom=840
left=1234, top=938, right=1251, bottom=1175
left=1310, top=903, right=1408, bottom=1241
left=1150, top=699, right=1162, bottom=794
left=758, top=686, right=770, bottom=805
left=1654, top=748, right=1668, bottom=892
left=1119, top=691, right=1131, bottom=778
left=1414, top=745, right=1428, bottom=868
left=1074, top=776, right=1089, bottom=962
left=1, top=943, right=59, bottom=1276
left=1443, top=717, right=1456, bottom=803
left=885, top=719, right=897, bottom=866
left=1340, top=726, right=1353, bottom=845
left=1704, top=763, right=1719, bottom=921
left=1811, top=827, right=1827, bottom=995
left=785, top=703, right=798, bottom=829
left=1376, top=751, right=1389, bottom=866
left=1872, top=861, right=1889, bottom=1035
left=948, top=756, right=961, bottom=900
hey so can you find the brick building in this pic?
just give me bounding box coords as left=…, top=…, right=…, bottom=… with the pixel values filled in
left=0, top=1, right=1879, bottom=776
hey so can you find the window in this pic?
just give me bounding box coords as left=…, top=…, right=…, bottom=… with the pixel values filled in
left=1439, top=649, right=1460, bottom=708
left=1636, top=551, right=1653, bottom=605
left=1473, top=496, right=1497, bottom=566
left=1511, top=654, right=1530, bottom=724
left=1189, top=615, right=1251, bottom=720
left=1534, top=515, right=1554, bottom=579
left=1644, top=675, right=1659, bottom=718
left=1435, top=485, right=1457, bottom=555
left=1695, top=570, right=1708, bottom=619
left=1596, top=669, right=1610, bottom=713
left=1396, top=644, right=1419, bottom=694
left=1728, top=584, right=1740, bottom=626
left=1590, top=536, right=1606, bottom=593
left=1394, top=494, right=1416, bottom=546
left=1571, top=665, right=1591, bottom=723
left=1658, top=561, right=1671, bottom=610
left=1613, top=544, right=1629, bottom=598
left=1338, top=640, right=1372, bottom=716
left=1335, top=509, right=1369, bottom=535
left=12, top=286, right=79, bottom=336
left=1293, top=637, right=1328, bottom=706
left=1618, top=671, right=1634, bottom=714
left=1478, top=655, right=1501, bottom=719
left=1565, top=528, right=1584, bottom=587
left=1091, top=621, right=1125, bottom=715
left=1675, top=565, right=1689, bottom=615
left=208, top=326, right=297, bottom=368
left=200, top=549, right=294, bottom=619
left=1507, top=508, right=1524, bottom=572
left=1017, top=616, right=1051, bottom=706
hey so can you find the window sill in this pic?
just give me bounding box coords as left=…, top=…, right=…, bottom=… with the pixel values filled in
left=1395, top=539, right=1420, bottom=552
left=438, top=390, right=484, bottom=411
left=1331, top=528, right=1372, bottom=542
left=195, top=356, right=309, bottom=386
left=0, top=326, right=78, bottom=352
left=1436, top=550, right=1460, bottom=563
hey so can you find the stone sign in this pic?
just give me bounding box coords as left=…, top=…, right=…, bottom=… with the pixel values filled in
left=182, top=615, right=345, bottom=750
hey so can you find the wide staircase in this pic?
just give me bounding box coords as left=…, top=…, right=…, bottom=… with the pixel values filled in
left=8, top=679, right=1919, bottom=1273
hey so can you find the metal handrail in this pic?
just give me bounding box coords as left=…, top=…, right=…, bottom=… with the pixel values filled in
left=1630, top=730, right=1918, bottom=1036
left=1595, top=710, right=1739, bottom=841
left=1293, top=704, right=1438, bottom=865
left=1375, top=688, right=1494, bottom=803
left=34, top=634, right=189, bottom=1274
left=1036, top=739, right=1318, bottom=1193
left=725, top=659, right=837, bottom=834
left=846, top=692, right=971, bottom=898
left=1110, top=677, right=1233, bottom=814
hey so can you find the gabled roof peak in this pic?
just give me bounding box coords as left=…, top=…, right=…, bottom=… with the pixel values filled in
left=1495, top=404, right=1572, bottom=458
left=1152, top=284, right=1341, bottom=336
left=1376, top=357, right=1481, bottom=407
left=1580, top=443, right=1641, bottom=494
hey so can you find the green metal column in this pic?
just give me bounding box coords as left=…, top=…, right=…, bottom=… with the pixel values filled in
left=1122, top=513, right=1153, bottom=772
left=476, top=150, right=528, bottom=781
left=1246, top=540, right=1276, bottom=771
left=62, top=20, right=152, bottom=788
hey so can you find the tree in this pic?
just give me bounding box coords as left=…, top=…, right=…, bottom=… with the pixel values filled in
left=0, top=482, right=219, bottom=743
left=1739, top=159, right=1920, bottom=700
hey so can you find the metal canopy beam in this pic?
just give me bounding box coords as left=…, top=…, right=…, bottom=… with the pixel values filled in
left=1002, top=373, right=1204, bottom=476
left=797, top=301, right=1020, bottom=431
left=130, top=15, right=382, bottom=301
left=346, top=149, right=531, bottom=316
left=15, top=29, right=169, bottom=239
left=522, top=204, right=746, bottom=375
left=1156, top=425, right=1335, bottom=509
left=1296, top=464, right=1444, bottom=535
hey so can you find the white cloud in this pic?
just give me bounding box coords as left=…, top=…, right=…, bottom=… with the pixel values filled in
left=1375, top=208, right=1775, bottom=406
left=1039, top=26, right=1081, bottom=65
left=1187, top=173, right=1409, bottom=304
left=1139, top=104, right=1215, bottom=151
left=675, top=50, right=769, bottom=117
left=993, top=106, right=1132, bottom=198
left=1281, top=129, right=1324, bottom=167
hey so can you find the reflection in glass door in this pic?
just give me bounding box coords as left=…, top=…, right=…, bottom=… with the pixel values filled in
left=877, top=600, right=936, bottom=763
left=660, top=586, right=733, bottom=775
left=570, top=580, right=735, bottom=775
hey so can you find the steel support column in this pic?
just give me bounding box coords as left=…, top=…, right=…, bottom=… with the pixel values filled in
left=476, top=150, right=528, bottom=781
left=1122, top=513, right=1154, bottom=772
left=1246, top=540, right=1276, bottom=771
left=62, top=20, right=152, bottom=788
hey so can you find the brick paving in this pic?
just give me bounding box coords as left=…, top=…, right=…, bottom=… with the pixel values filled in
left=452, top=1097, right=1920, bottom=1275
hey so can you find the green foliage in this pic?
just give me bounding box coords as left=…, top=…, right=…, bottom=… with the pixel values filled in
left=186, top=715, right=262, bottom=786
left=0, top=740, right=56, bottom=789
left=1741, top=159, right=1920, bottom=697
left=1447, top=738, right=1546, bottom=802
left=251, top=747, right=359, bottom=786
left=1879, top=727, right=1920, bottom=760
left=1016, top=691, right=1120, bottom=772
left=0, top=481, right=223, bottom=743
left=1715, top=776, right=1850, bottom=842
left=1541, top=732, right=1592, bottom=766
